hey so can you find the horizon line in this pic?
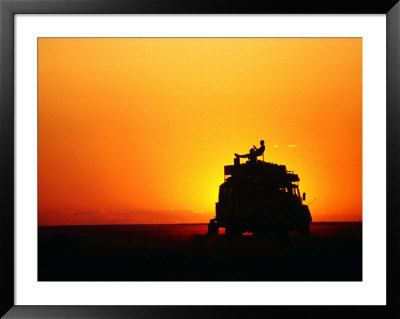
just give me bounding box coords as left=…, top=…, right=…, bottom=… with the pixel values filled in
left=38, top=221, right=362, bottom=227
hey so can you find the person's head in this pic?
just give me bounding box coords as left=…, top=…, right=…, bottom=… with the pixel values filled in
left=250, top=148, right=255, bottom=154
left=260, top=140, right=265, bottom=145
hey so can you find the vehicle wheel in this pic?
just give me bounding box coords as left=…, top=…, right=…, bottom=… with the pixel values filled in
left=207, top=220, right=219, bottom=235
left=225, top=224, right=241, bottom=237
left=297, top=221, right=310, bottom=234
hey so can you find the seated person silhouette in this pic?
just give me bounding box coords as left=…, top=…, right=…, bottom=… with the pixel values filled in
left=235, top=140, right=265, bottom=164
left=253, top=140, right=265, bottom=157
left=235, top=148, right=257, bottom=163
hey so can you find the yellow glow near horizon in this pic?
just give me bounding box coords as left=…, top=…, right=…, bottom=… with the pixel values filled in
left=38, top=38, right=362, bottom=225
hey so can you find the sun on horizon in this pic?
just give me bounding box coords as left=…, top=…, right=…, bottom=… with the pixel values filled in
left=38, top=38, right=362, bottom=226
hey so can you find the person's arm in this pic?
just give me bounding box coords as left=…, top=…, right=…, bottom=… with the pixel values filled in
left=254, top=145, right=265, bottom=157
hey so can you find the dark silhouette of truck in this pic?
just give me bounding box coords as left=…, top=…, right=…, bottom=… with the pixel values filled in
left=208, top=158, right=312, bottom=236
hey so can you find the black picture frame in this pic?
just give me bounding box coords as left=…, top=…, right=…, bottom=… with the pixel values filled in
left=1, top=0, right=399, bottom=318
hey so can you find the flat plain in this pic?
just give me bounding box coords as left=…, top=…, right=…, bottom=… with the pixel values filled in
left=38, top=222, right=362, bottom=281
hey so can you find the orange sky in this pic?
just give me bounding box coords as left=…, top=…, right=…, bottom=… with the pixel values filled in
left=38, top=38, right=362, bottom=225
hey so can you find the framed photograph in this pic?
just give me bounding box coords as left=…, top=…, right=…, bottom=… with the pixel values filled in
left=1, top=0, right=399, bottom=318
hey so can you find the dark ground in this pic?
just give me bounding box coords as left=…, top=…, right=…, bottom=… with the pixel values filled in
left=38, top=222, right=362, bottom=281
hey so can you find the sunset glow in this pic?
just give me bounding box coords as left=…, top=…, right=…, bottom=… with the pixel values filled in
left=38, top=38, right=362, bottom=225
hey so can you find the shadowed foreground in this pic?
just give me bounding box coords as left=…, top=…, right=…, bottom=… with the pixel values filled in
left=38, top=222, right=361, bottom=281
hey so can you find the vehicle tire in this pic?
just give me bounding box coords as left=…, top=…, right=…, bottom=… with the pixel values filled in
left=297, top=220, right=310, bottom=234
left=225, top=224, right=241, bottom=237
left=207, top=220, right=219, bottom=235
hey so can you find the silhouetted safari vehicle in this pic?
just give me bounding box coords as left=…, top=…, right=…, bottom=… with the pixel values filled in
left=208, top=159, right=312, bottom=236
